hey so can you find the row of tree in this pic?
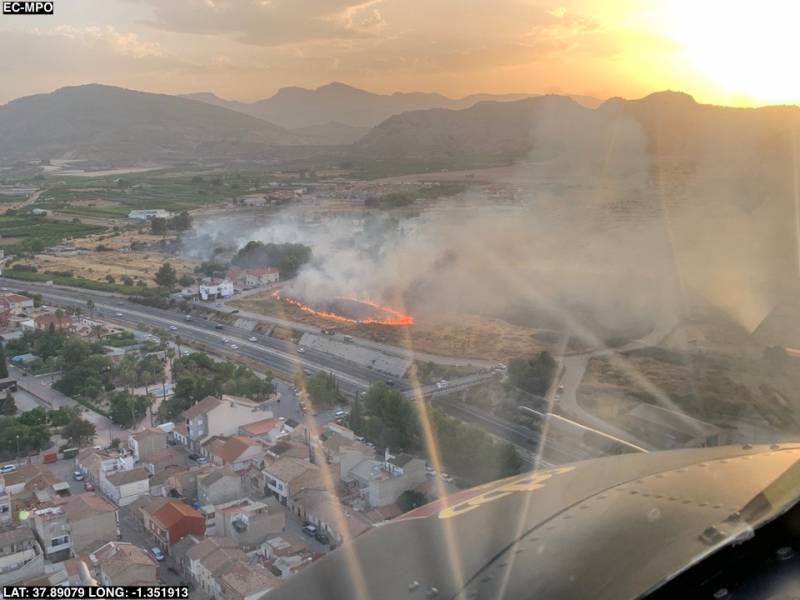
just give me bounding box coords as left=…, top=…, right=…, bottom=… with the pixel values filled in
left=349, top=383, right=524, bottom=485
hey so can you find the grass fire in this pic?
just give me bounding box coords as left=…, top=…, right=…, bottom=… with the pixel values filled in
left=272, top=290, right=414, bottom=326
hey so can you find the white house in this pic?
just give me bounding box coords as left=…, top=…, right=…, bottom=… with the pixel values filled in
left=128, top=209, right=172, bottom=220
left=179, top=395, right=270, bottom=453
left=100, top=467, right=150, bottom=506
left=198, top=279, right=234, bottom=301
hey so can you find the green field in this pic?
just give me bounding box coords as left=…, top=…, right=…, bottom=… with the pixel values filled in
left=0, top=215, right=104, bottom=254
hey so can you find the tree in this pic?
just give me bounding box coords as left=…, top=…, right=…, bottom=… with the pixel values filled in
left=155, top=262, right=177, bottom=289
left=306, top=371, right=342, bottom=410
left=171, top=210, right=192, bottom=231
left=122, top=275, right=134, bottom=286
left=349, top=394, right=365, bottom=435
left=0, top=391, right=16, bottom=416
left=105, top=274, right=115, bottom=283
left=150, top=217, right=167, bottom=236
left=62, top=415, right=96, bottom=447
left=398, top=490, right=428, bottom=512
left=0, top=346, right=7, bottom=379
left=178, top=274, right=194, bottom=287
left=86, top=299, right=95, bottom=318
left=508, top=351, right=557, bottom=396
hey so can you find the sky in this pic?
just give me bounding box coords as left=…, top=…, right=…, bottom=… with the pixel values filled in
left=0, top=0, right=797, bottom=106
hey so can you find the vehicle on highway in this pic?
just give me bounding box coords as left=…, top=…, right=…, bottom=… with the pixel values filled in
left=222, top=338, right=230, bottom=343
left=249, top=336, right=257, bottom=342
left=115, top=312, right=123, bottom=317
left=343, top=335, right=354, bottom=343
left=72, top=469, right=85, bottom=481
left=169, top=325, right=178, bottom=331
left=214, top=323, right=224, bottom=330
left=150, top=547, right=166, bottom=562
left=0, top=465, right=16, bottom=474
left=440, top=473, right=454, bottom=483
left=230, top=344, right=239, bottom=350
left=303, top=524, right=318, bottom=537
left=84, top=481, right=95, bottom=492
left=184, top=314, right=192, bottom=321
left=436, top=380, right=449, bottom=389
left=297, top=346, right=306, bottom=353
left=335, top=409, right=347, bottom=418
left=230, top=309, right=240, bottom=314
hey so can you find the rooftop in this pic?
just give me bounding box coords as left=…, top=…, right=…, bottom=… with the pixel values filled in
left=106, top=467, right=149, bottom=487
left=57, top=493, right=116, bottom=521
left=263, top=457, right=317, bottom=483
left=239, top=417, right=281, bottom=436
left=150, top=500, right=202, bottom=530
left=131, top=428, right=168, bottom=442
left=213, top=436, right=264, bottom=464
left=0, top=526, right=35, bottom=548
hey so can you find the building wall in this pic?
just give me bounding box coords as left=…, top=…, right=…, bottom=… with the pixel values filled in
left=368, top=461, right=427, bottom=508
left=99, top=562, right=157, bottom=586
left=207, top=403, right=261, bottom=440
left=133, top=433, right=168, bottom=462
left=199, top=476, right=243, bottom=506
left=71, top=511, right=118, bottom=555
left=218, top=510, right=285, bottom=551
left=0, top=546, right=44, bottom=586
left=167, top=515, right=205, bottom=546
left=31, top=516, right=71, bottom=562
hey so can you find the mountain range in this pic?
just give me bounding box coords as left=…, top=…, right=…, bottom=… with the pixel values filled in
left=180, top=81, right=603, bottom=135
left=1, top=83, right=797, bottom=168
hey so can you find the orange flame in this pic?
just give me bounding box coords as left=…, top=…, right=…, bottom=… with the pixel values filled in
left=272, top=290, right=414, bottom=326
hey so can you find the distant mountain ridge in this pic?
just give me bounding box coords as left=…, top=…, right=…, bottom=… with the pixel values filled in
left=181, top=82, right=603, bottom=135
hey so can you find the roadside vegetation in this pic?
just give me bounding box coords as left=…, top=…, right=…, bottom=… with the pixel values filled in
left=350, top=382, right=524, bottom=485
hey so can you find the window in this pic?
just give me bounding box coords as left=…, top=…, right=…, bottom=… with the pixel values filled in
left=50, top=535, right=70, bottom=548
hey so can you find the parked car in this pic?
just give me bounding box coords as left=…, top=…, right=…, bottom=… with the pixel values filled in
left=297, top=346, right=306, bottom=354
left=230, top=309, right=239, bottom=314
left=303, top=524, right=318, bottom=537
left=195, top=456, right=209, bottom=464
left=73, top=469, right=85, bottom=481
left=188, top=453, right=200, bottom=461
left=150, top=547, right=166, bottom=561
left=84, top=481, right=95, bottom=492
left=315, top=530, right=331, bottom=545
left=335, top=409, right=347, bottom=418
left=440, top=473, right=454, bottom=483
left=0, top=465, right=16, bottom=474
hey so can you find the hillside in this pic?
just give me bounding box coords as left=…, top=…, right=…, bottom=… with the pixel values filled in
left=0, top=84, right=305, bottom=162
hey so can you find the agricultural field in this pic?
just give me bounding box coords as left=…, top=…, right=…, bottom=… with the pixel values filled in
left=0, top=213, right=104, bottom=254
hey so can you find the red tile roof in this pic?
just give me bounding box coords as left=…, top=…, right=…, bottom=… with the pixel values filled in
left=239, top=417, right=281, bottom=436
left=150, top=500, right=202, bottom=530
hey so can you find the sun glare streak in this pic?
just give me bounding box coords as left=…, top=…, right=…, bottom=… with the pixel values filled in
left=271, top=294, right=370, bottom=600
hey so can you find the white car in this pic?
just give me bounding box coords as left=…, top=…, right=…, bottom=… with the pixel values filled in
left=0, top=465, right=16, bottom=474
left=230, top=344, right=239, bottom=350
left=222, top=338, right=230, bottom=343
left=436, top=380, right=449, bottom=389
left=150, top=547, right=165, bottom=562
left=249, top=336, right=257, bottom=342
left=115, top=312, right=123, bottom=317
left=440, top=473, right=454, bottom=483
left=169, top=325, right=178, bottom=331
left=297, top=346, right=306, bottom=354
left=335, top=410, right=347, bottom=418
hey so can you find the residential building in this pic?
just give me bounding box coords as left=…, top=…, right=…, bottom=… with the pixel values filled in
left=342, top=451, right=427, bottom=508
left=0, top=478, right=10, bottom=526
left=75, top=447, right=135, bottom=484
left=206, top=436, right=266, bottom=472
left=144, top=447, right=186, bottom=475
left=225, top=267, right=279, bottom=290
left=197, top=469, right=243, bottom=507
left=149, top=465, right=187, bottom=497
left=179, top=395, right=267, bottom=453
left=33, top=313, right=73, bottom=332
left=213, top=498, right=285, bottom=551
left=29, top=505, right=72, bottom=562
left=0, top=293, right=34, bottom=314
left=261, top=457, right=322, bottom=504
left=0, top=527, right=44, bottom=585
left=89, top=542, right=159, bottom=587
left=128, top=428, right=168, bottom=462
left=238, top=417, right=284, bottom=444
left=187, top=537, right=280, bottom=600
left=56, top=493, right=118, bottom=555
left=289, top=489, right=372, bottom=545
left=100, top=467, right=150, bottom=506
left=198, top=279, right=234, bottom=301
left=219, top=560, right=281, bottom=600
left=145, top=500, right=205, bottom=552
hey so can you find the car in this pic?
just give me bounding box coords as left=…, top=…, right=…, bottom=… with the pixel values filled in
left=230, top=344, right=239, bottom=350
left=249, top=336, right=257, bottom=342
left=73, top=469, right=85, bottom=481
left=230, top=309, right=240, bottom=314
left=115, top=312, right=123, bottom=317
left=214, top=323, right=224, bottom=330
left=385, top=380, right=396, bottom=387
left=84, top=481, right=95, bottom=492
left=0, top=287, right=8, bottom=291
left=150, top=547, right=166, bottom=562
left=335, top=409, right=347, bottom=418
left=297, top=346, right=306, bottom=354
left=279, top=416, right=286, bottom=421
left=169, top=325, right=178, bottom=331
left=222, top=338, right=230, bottom=343
left=436, top=380, right=449, bottom=389
left=557, top=384, right=565, bottom=393
left=303, top=524, right=318, bottom=537
left=188, top=453, right=200, bottom=461
left=0, top=465, right=16, bottom=474
left=184, top=314, right=192, bottom=321
left=315, top=531, right=331, bottom=545
left=195, top=456, right=209, bottom=464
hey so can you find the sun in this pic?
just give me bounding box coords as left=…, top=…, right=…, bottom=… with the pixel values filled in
left=665, top=0, right=800, bottom=104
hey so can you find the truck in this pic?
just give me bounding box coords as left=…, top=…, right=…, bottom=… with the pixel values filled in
left=343, top=335, right=354, bottom=344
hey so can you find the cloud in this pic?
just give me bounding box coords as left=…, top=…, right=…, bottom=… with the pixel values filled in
left=131, top=0, right=386, bottom=45
left=48, top=25, right=163, bottom=58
